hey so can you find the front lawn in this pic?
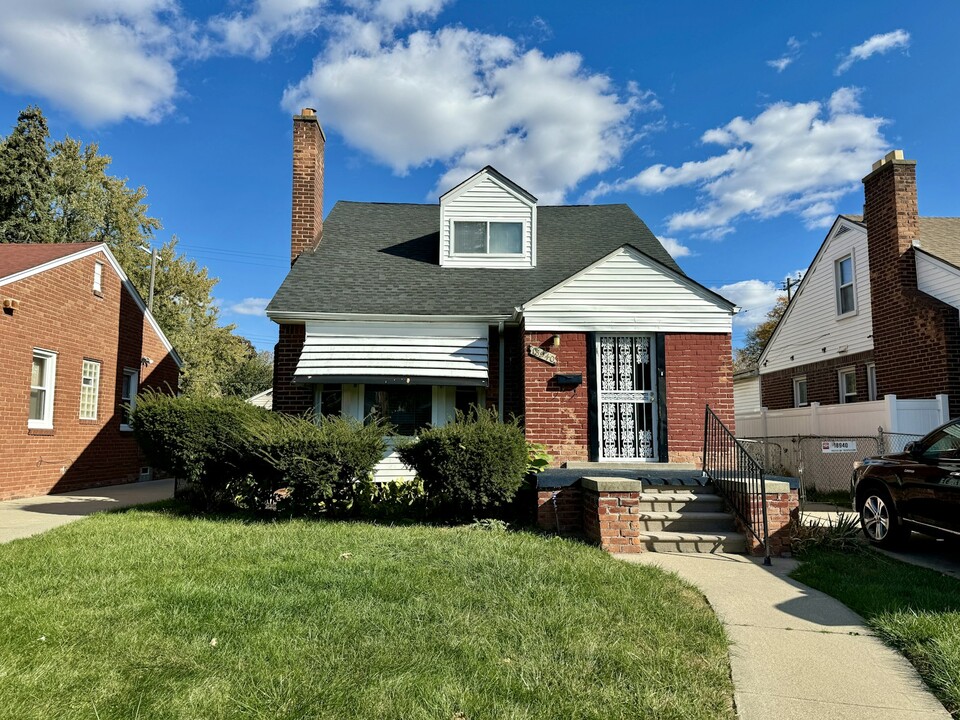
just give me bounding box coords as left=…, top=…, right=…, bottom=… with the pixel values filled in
left=0, top=505, right=733, bottom=719
left=791, top=547, right=960, bottom=717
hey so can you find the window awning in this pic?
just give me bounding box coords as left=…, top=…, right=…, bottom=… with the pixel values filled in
left=294, top=321, right=489, bottom=386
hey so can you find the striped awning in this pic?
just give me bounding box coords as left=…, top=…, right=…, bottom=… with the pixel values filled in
left=294, top=321, right=489, bottom=386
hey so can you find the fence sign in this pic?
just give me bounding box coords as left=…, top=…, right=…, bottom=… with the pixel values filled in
left=821, top=440, right=857, bottom=453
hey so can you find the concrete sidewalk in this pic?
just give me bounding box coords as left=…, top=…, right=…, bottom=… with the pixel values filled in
left=623, top=552, right=950, bottom=720
left=0, top=479, right=175, bottom=544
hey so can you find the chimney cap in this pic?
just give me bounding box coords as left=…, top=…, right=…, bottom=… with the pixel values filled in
left=299, top=107, right=316, bottom=117
left=871, top=149, right=905, bottom=171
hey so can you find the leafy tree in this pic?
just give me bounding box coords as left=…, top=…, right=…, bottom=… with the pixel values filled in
left=734, top=295, right=788, bottom=372
left=0, top=106, right=54, bottom=243
left=222, top=346, right=274, bottom=398
left=0, top=106, right=254, bottom=397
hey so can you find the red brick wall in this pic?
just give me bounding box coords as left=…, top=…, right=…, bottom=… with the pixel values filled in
left=664, top=333, right=734, bottom=466
left=760, top=351, right=874, bottom=410
left=522, top=331, right=589, bottom=465
left=0, top=251, right=179, bottom=500
left=863, top=158, right=960, bottom=418
left=291, top=110, right=324, bottom=265
left=273, top=323, right=315, bottom=415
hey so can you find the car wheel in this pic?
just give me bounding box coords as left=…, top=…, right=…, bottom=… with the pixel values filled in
left=859, top=489, right=908, bottom=548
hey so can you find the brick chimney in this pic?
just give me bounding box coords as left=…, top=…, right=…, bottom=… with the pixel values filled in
left=291, top=108, right=325, bottom=266
left=863, top=150, right=960, bottom=415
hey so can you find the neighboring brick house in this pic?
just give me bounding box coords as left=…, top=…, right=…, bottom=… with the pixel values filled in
left=0, top=242, right=181, bottom=500
left=758, top=150, right=960, bottom=418
left=268, top=109, right=737, bottom=476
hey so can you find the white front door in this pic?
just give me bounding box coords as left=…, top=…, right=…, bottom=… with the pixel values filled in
left=597, top=335, right=658, bottom=461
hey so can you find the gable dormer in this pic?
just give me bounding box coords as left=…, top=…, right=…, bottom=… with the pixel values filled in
left=439, top=166, right=537, bottom=269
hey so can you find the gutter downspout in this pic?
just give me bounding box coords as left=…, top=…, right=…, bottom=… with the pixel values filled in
left=498, top=321, right=505, bottom=421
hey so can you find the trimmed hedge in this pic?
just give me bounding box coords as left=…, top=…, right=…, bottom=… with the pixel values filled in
left=132, top=392, right=387, bottom=515
left=397, top=409, right=529, bottom=520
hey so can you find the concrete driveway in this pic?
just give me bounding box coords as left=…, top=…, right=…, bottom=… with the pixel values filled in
left=0, top=479, right=174, bottom=544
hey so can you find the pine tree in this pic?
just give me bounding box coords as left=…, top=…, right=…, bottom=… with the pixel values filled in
left=0, top=106, right=54, bottom=243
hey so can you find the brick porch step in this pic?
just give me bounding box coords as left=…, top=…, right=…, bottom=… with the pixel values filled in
left=634, top=530, right=747, bottom=554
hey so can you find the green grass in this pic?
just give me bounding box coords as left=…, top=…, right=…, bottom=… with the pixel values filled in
left=791, top=547, right=960, bottom=717
left=0, top=504, right=734, bottom=720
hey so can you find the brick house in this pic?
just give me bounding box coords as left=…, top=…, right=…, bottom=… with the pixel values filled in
left=268, top=109, right=737, bottom=477
left=758, top=150, right=960, bottom=418
left=0, top=242, right=181, bottom=500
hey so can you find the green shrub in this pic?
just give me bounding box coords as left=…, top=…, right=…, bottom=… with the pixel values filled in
left=397, top=408, right=529, bottom=520
left=132, top=391, right=272, bottom=509
left=247, top=413, right=389, bottom=516
left=353, top=478, right=428, bottom=521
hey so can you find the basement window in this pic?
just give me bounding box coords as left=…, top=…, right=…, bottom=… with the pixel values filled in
left=453, top=221, right=522, bottom=255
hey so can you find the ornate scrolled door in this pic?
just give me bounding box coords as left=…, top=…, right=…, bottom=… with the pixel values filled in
left=597, top=335, right=658, bottom=461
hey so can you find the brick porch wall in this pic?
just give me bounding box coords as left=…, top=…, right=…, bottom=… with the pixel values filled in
left=522, top=331, right=589, bottom=465
left=273, top=323, right=315, bottom=415
left=664, top=333, right=735, bottom=466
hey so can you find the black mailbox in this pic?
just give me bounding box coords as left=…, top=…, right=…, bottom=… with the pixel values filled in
left=554, top=373, right=582, bottom=388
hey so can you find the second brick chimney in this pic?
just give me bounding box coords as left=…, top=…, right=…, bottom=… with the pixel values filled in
left=863, top=150, right=960, bottom=415
left=291, top=108, right=325, bottom=266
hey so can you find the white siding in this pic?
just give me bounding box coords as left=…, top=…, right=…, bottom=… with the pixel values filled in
left=522, top=246, right=733, bottom=332
left=440, top=174, right=536, bottom=269
left=297, top=321, right=489, bottom=384
left=761, top=222, right=873, bottom=375
left=734, top=375, right=761, bottom=414
left=917, top=251, right=960, bottom=310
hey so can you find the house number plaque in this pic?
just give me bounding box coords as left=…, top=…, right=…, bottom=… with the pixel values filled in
left=528, top=345, right=558, bottom=365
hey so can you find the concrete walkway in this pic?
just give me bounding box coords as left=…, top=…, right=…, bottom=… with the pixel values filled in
left=0, top=479, right=174, bottom=544
left=623, top=552, right=950, bottom=720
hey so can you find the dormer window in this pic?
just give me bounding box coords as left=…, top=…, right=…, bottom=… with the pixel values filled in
left=439, top=166, right=537, bottom=269
left=453, top=221, right=523, bottom=255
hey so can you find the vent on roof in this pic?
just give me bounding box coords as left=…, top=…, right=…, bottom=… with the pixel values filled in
left=835, top=226, right=851, bottom=236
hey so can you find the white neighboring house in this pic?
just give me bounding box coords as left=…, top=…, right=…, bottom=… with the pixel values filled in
left=248, top=388, right=273, bottom=410
left=747, top=150, right=960, bottom=439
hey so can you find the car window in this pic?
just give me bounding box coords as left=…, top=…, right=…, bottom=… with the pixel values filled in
left=921, top=423, right=960, bottom=461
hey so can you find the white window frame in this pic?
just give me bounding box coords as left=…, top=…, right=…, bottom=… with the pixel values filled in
left=79, top=359, right=101, bottom=420
left=793, top=376, right=808, bottom=408
left=838, top=367, right=857, bottom=404
left=835, top=253, right=857, bottom=316
left=29, top=349, right=57, bottom=430
left=93, top=261, right=103, bottom=293
left=866, top=363, right=877, bottom=402
left=120, top=368, right=139, bottom=431
left=450, top=218, right=525, bottom=257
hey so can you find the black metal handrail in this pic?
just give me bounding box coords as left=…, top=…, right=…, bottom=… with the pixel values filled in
left=702, top=405, right=771, bottom=565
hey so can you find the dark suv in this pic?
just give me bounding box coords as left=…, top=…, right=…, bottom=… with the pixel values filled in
left=852, top=418, right=960, bottom=547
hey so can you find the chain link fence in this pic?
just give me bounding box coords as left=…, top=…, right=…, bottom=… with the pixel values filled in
left=739, top=429, right=925, bottom=509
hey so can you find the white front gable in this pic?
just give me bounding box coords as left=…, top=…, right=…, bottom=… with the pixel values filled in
left=439, top=167, right=537, bottom=269
left=521, top=246, right=735, bottom=333
left=760, top=217, right=873, bottom=375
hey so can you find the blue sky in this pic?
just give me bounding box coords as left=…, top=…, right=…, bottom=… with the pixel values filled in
left=1, top=1, right=957, bottom=351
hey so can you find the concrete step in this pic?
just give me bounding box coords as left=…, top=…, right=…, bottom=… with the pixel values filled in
left=632, top=511, right=736, bottom=533
left=635, top=493, right=725, bottom=512
left=565, top=461, right=698, bottom=470
left=634, top=530, right=747, bottom=554
left=641, top=485, right=717, bottom=496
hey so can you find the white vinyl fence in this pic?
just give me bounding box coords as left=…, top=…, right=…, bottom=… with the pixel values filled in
left=737, top=394, right=949, bottom=440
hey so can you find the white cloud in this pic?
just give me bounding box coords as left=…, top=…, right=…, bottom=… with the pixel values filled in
left=711, top=279, right=781, bottom=329
left=767, top=36, right=801, bottom=73
left=229, top=297, right=270, bottom=316
left=836, top=29, right=910, bottom=75
left=0, top=0, right=184, bottom=124
left=658, top=237, right=692, bottom=259
left=205, top=0, right=328, bottom=59
left=282, top=24, right=650, bottom=203
left=587, top=88, right=886, bottom=235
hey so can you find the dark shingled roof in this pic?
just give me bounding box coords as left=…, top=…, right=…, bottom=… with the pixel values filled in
left=840, top=214, right=960, bottom=267
left=268, top=202, right=684, bottom=317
